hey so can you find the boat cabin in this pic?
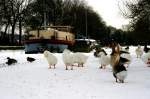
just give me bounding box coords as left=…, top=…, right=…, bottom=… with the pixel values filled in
left=24, top=26, right=75, bottom=53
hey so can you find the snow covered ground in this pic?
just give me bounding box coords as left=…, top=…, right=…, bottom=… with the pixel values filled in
left=0, top=46, right=150, bottom=99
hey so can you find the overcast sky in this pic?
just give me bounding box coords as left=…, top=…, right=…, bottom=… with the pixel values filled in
left=85, top=0, right=130, bottom=29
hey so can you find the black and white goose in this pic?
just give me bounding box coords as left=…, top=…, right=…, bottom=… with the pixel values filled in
left=120, top=47, right=131, bottom=67
left=142, top=44, right=150, bottom=67
left=113, top=55, right=127, bottom=83
left=144, top=44, right=150, bottom=53
left=109, top=41, right=128, bottom=83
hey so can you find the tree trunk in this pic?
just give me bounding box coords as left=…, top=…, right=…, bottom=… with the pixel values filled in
left=2, top=23, right=9, bottom=39
left=11, top=24, right=16, bottom=45
left=19, top=19, right=22, bottom=45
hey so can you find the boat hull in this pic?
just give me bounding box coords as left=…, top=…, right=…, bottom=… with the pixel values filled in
left=24, top=39, right=75, bottom=53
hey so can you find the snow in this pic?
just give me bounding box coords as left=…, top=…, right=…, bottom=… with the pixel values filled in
left=0, top=46, right=150, bottom=99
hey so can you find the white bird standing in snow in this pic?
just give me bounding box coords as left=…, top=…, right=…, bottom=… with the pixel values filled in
left=62, top=49, right=88, bottom=70
left=62, top=49, right=75, bottom=70
left=142, top=52, right=150, bottom=67
left=135, top=45, right=143, bottom=58
left=98, top=49, right=110, bottom=69
left=43, top=50, right=58, bottom=69
left=73, top=52, right=88, bottom=67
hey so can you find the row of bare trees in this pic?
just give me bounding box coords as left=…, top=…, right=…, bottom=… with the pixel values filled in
left=1, top=0, right=149, bottom=46
left=0, top=0, right=109, bottom=45
left=121, top=0, right=150, bottom=43
left=0, top=0, right=32, bottom=45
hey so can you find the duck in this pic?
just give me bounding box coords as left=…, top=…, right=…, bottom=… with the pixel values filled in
left=27, top=57, right=36, bottom=62
left=6, top=57, right=17, bottom=65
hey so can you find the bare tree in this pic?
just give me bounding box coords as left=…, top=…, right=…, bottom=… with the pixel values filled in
left=0, top=0, right=32, bottom=45
left=119, top=0, right=150, bottom=42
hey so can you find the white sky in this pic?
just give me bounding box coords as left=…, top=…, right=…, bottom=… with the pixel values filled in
left=85, top=0, right=130, bottom=29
